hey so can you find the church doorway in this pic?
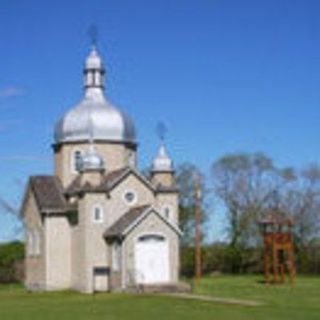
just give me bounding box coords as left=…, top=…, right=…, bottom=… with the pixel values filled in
left=135, top=234, right=169, bottom=284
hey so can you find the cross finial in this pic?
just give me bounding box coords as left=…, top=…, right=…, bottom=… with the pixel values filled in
left=156, top=121, right=168, bottom=143
left=88, top=24, right=98, bottom=48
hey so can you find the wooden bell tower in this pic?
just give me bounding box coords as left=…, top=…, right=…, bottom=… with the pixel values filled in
left=259, top=211, right=296, bottom=285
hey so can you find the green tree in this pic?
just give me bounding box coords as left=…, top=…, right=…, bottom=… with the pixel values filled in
left=0, top=241, right=24, bottom=283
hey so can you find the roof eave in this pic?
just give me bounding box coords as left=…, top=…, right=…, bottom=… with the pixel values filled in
left=122, top=207, right=183, bottom=238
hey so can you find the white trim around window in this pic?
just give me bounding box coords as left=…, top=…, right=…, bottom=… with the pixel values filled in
left=112, top=242, right=121, bottom=272
left=162, top=205, right=173, bottom=220
left=122, top=190, right=137, bottom=206
left=92, top=205, right=104, bottom=223
left=26, top=228, right=41, bottom=257
left=71, top=149, right=83, bottom=174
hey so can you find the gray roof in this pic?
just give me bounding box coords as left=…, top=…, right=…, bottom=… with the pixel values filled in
left=104, top=205, right=151, bottom=238
left=29, top=176, right=68, bottom=212
left=65, top=167, right=156, bottom=196
left=100, top=167, right=131, bottom=190
left=155, top=184, right=179, bottom=193
left=259, top=210, right=293, bottom=226
left=23, top=175, right=182, bottom=236
left=65, top=167, right=129, bottom=195
left=25, top=167, right=175, bottom=215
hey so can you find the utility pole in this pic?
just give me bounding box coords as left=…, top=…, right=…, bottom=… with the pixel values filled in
left=194, top=173, right=202, bottom=281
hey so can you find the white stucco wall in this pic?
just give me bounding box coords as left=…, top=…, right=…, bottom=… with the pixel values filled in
left=45, top=215, right=72, bottom=290
left=155, top=192, right=179, bottom=226
left=24, top=191, right=46, bottom=290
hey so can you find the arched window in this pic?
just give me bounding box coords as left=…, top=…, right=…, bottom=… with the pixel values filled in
left=26, top=230, right=34, bottom=257
left=128, top=150, right=135, bottom=167
left=162, top=206, right=172, bottom=220
left=33, top=230, right=41, bottom=256
left=71, top=150, right=83, bottom=173
left=93, top=205, right=104, bottom=223
left=27, top=229, right=41, bottom=256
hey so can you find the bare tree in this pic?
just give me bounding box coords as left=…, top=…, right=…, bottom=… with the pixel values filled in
left=0, top=197, right=19, bottom=217
left=211, top=152, right=288, bottom=248
left=0, top=179, right=24, bottom=238
left=280, top=164, right=320, bottom=272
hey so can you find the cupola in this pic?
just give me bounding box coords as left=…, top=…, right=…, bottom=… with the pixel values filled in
left=151, top=143, right=175, bottom=187
left=152, top=144, right=174, bottom=173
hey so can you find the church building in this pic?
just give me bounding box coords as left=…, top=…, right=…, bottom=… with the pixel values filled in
left=21, top=45, right=181, bottom=293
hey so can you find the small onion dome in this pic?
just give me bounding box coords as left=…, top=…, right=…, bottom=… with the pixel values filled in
left=80, top=145, right=105, bottom=172
left=152, top=144, right=174, bottom=173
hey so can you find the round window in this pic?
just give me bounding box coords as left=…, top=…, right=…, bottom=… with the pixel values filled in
left=123, top=191, right=137, bottom=205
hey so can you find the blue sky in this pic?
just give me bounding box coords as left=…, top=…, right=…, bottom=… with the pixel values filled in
left=0, top=0, right=320, bottom=242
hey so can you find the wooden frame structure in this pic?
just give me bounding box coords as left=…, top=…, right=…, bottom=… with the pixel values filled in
left=259, top=212, right=295, bottom=285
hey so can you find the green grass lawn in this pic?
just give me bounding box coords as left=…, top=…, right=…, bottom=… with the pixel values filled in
left=0, top=276, right=319, bottom=320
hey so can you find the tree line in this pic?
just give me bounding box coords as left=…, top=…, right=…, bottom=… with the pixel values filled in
left=177, top=153, right=320, bottom=276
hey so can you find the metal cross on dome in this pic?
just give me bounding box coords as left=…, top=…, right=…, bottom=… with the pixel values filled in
left=88, top=24, right=98, bottom=47
left=156, top=121, right=168, bottom=143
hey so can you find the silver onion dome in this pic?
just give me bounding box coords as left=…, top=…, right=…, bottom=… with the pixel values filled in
left=152, top=144, right=174, bottom=173
left=54, top=46, right=136, bottom=145
left=80, top=145, right=105, bottom=172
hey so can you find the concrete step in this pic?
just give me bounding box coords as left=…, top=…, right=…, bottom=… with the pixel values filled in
left=135, top=282, right=192, bottom=294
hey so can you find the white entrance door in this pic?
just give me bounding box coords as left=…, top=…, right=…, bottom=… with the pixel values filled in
left=135, top=235, right=169, bottom=284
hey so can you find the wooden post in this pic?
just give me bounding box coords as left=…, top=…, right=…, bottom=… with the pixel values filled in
left=272, top=224, right=279, bottom=284
left=194, top=173, right=202, bottom=281
left=287, top=243, right=295, bottom=286
left=280, top=263, right=285, bottom=284
left=264, top=242, right=270, bottom=284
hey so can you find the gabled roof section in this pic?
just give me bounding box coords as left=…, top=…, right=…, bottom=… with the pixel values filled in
left=23, top=175, right=68, bottom=213
left=64, top=174, right=103, bottom=195
left=99, top=167, right=131, bottom=191
left=104, top=205, right=151, bottom=238
left=64, top=175, right=82, bottom=195
left=65, top=166, right=155, bottom=196
left=104, top=205, right=182, bottom=239
left=104, top=167, right=155, bottom=193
